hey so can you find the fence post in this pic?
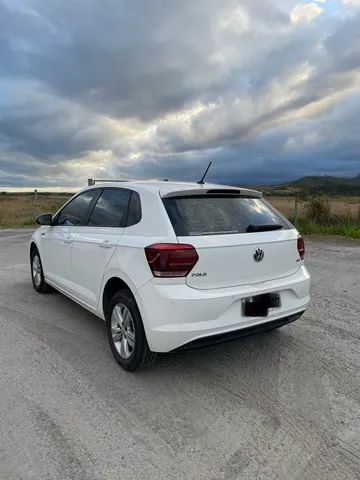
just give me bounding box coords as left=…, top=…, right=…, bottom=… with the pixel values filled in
left=294, top=195, right=299, bottom=224
left=34, top=189, right=39, bottom=218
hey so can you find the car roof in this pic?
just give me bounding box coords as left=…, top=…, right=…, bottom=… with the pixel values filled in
left=84, top=181, right=262, bottom=198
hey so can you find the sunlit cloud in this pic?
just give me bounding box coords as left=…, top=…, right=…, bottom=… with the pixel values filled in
left=290, top=3, right=323, bottom=24
left=0, top=0, right=359, bottom=188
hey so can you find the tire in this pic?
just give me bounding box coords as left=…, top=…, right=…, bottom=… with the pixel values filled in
left=30, top=247, right=52, bottom=293
left=106, top=289, right=157, bottom=372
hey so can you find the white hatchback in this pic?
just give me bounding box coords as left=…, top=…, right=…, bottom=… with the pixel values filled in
left=30, top=181, right=311, bottom=371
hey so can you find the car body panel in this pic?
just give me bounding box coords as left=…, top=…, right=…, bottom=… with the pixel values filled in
left=136, top=265, right=310, bottom=352
left=69, top=226, right=124, bottom=308
left=183, top=229, right=302, bottom=290
left=30, top=180, right=311, bottom=353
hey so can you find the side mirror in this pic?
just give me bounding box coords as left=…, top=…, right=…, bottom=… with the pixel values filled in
left=36, top=213, right=53, bottom=226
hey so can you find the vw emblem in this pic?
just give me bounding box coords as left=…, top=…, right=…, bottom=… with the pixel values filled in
left=253, top=248, right=264, bottom=262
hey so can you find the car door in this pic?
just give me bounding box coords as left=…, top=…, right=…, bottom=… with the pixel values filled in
left=68, top=188, right=132, bottom=309
left=41, top=190, right=98, bottom=291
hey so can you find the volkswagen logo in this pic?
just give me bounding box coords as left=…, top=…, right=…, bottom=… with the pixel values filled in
left=253, top=248, right=264, bottom=262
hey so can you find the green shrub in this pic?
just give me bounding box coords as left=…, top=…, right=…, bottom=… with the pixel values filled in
left=305, top=196, right=332, bottom=224
left=294, top=217, right=360, bottom=239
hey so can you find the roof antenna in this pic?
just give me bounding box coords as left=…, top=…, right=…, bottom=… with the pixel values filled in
left=197, top=161, right=212, bottom=185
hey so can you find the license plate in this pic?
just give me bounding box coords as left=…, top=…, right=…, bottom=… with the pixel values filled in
left=242, top=293, right=281, bottom=317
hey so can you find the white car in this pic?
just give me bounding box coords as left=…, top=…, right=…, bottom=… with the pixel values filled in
left=30, top=181, right=311, bottom=371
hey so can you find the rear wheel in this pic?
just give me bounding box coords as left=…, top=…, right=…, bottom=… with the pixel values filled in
left=30, top=248, right=52, bottom=293
left=106, top=290, right=157, bottom=371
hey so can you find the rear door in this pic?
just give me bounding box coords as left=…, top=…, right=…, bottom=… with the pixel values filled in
left=69, top=188, right=132, bottom=309
left=163, top=193, right=301, bottom=290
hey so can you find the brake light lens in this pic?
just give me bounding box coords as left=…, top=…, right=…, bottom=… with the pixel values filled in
left=297, top=235, right=305, bottom=260
left=145, top=243, right=199, bottom=277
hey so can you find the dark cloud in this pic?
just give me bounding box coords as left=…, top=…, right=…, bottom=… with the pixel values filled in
left=0, top=0, right=359, bottom=188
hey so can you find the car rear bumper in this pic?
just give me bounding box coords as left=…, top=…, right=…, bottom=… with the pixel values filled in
left=135, top=265, right=311, bottom=352
left=174, top=311, right=304, bottom=350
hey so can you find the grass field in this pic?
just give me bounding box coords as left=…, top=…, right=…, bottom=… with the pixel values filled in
left=270, top=196, right=360, bottom=218
left=0, top=194, right=71, bottom=228
left=0, top=193, right=359, bottom=238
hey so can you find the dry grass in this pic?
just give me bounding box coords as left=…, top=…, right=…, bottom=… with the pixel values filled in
left=0, top=194, right=71, bottom=227
left=269, top=196, right=360, bottom=219
left=269, top=195, right=360, bottom=238
left=0, top=193, right=359, bottom=238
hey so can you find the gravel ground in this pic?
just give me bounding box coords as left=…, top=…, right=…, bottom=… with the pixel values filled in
left=0, top=230, right=359, bottom=480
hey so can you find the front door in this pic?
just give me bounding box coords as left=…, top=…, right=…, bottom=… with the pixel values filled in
left=41, top=225, right=74, bottom=289
left=42, top=189, right=98, bottom=291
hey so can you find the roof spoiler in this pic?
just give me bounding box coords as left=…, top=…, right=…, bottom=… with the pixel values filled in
left=162, top=188, right=262, bottom=198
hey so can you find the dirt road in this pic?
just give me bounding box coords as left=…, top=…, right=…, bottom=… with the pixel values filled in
left=0, top=230, right=359, bottom=479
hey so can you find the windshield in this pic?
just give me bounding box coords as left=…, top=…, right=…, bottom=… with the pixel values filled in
left=163, top=195, right=291, bottom=236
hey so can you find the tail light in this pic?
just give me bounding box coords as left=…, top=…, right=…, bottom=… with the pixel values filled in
left=297, top=235, right=305, bottom=260
left=145, top=243, right=198, bottom=277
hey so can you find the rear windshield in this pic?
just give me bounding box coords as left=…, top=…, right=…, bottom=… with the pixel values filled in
left=163, top=195, right=291, bottom=236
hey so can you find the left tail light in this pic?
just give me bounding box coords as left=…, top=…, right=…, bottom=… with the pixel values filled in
left=144, top=243, right=199, bottom=277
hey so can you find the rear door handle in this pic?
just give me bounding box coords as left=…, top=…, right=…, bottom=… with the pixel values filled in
left=64, top=238, right=73, bottom=244
left=99, top=240, right=113, bottom=248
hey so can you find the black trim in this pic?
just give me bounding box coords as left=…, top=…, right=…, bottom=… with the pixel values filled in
left=83, top=188, right=102, bottom=225
left=124, top=190, right=133, bottom=227
left=53, top=189, right=100, bottom=226
left=85, top=187, right=131, bottom=228
left=173, top=311, right=304, bottom=351
left=205, top=189, right=241, bottom=195
left=52, top=187, right=142, bottom=228
left=125, top=190, right=142, bottom=227
left=85, top=187, right=142, bottom=228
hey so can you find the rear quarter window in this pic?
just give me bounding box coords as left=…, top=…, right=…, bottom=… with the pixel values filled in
left=163, top=195, right=291, bottom=236
left=126, top=191, right=142, bottom=226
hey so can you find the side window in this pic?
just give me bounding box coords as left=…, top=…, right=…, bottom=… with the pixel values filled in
left=57, top=190, right=97, bottom=226
left=126, top=191, right=142, bottom=226
left=88, top=189, right=130, bottom=227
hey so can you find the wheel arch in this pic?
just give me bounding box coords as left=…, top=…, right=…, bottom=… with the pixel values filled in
left=30, top=241, right=38, bottom=257
left=102, top=276, right=135, bottom=319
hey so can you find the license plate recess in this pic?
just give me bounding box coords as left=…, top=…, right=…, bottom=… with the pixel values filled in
left=242, top=293, right=281, bottom=317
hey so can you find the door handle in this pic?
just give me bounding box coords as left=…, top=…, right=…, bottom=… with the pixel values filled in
left=99, top=240, right=113, bottom=248
left=64, top=238, right=72, bottom=244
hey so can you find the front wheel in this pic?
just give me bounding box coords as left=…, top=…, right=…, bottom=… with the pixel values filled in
left=106, top=290, right=157, bottom=371
left=30, top=248, right=52, bottom=293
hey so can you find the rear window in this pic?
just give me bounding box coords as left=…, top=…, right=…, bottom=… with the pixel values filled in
left=163, top=195, right=291, bottom=236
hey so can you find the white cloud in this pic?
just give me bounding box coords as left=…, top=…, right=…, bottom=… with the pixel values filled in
left=1, top=0, right=359, bottom=187
left=290, top=3, right=323, bottom=24
left=341, top=0, right=360, bottom=5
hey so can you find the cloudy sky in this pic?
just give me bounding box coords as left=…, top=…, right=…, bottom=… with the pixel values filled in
left=0, top=0, right=359, bottom=189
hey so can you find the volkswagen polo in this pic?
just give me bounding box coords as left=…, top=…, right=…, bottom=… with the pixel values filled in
left=30, top=181, right=311, bottom=371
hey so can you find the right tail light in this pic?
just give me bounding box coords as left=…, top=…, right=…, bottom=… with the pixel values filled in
left=297, top=235, right=305, bottom=260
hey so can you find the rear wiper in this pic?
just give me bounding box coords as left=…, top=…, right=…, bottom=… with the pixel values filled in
left=246, top=224, right=283, bottom=233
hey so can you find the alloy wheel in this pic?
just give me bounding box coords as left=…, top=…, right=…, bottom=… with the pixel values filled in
left=32, top=255, right=42, bottom=288
left=111, top=303, right=136, bottom=359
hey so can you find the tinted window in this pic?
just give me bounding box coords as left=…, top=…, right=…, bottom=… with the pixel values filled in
left=88, top=189, right=130, bottom=227
left=163, top=195, right=291, bottom=236
left=57, top=190, right=96, bottom=226
left=126, top=191, right=142, bottom=226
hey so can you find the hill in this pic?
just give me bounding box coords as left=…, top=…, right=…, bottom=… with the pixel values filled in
left=283, top=175, right=360, bottom=195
